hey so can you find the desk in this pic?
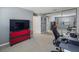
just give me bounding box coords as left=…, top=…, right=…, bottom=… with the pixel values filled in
left=59, top=42, right=79, bottom=52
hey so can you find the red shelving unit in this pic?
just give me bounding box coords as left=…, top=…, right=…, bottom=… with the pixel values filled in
left=10, top=29, right=31, bottom=46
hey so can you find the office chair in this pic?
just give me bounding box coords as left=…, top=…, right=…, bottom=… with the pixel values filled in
left=51, top=29, right=63, bottom=52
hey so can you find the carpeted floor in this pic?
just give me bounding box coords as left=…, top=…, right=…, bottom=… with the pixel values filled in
left=0, top=34, right=57, bottom=52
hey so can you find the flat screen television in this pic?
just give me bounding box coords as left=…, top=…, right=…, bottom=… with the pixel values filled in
left=10, top=19, right=30, bottom=32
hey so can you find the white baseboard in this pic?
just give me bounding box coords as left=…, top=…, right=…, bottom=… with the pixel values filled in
left=0, top=42, right=9, bottom=47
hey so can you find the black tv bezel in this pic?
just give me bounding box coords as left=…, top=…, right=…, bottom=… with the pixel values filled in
left=10, top=19, right=30, bottom=32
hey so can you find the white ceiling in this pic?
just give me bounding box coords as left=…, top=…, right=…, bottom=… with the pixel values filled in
left=22, top=7, right=74, bottom=14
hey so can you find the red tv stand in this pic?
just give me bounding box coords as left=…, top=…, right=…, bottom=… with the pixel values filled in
left=10, top=29, right=31, bottom=46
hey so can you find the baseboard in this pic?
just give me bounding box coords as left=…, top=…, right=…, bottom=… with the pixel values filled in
left=0, top=42, right=10, bottom=47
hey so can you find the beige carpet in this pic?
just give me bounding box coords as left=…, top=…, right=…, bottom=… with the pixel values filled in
left=0, top=34, right=57, bottom=52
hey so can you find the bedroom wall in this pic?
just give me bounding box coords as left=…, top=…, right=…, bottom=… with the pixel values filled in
left=0, top=7, right=33, bottom=45
left=77, top=8, right=79, bottom=37
left=33, top=16, right=41, bottom=34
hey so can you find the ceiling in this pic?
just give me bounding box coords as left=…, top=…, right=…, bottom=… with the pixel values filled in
left=22, top=7, right=74, bottom=14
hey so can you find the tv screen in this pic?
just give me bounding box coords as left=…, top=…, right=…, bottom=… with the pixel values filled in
left=10, top=19, right=30, bottom=32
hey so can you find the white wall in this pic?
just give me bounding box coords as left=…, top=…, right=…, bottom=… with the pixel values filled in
left=77, top=8, right=79, bottom=34
left=0, top=7, right=33, bottom=45
left=33, top=16, right=41, bottom=34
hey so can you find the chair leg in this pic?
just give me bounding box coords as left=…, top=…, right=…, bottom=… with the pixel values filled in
left=56, top=47, right=62, bottom=52
left=59, top=47, right=63, bottom=52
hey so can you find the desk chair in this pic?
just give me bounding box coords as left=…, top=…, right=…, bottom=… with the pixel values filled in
left=51, top=29, right=63, bottom=52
